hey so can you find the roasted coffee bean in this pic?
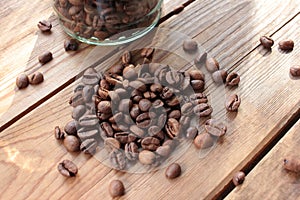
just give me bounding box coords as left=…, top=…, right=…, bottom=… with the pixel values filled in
left=115, top=132, right=136, bottom=144
left=148, top=126, right=165, bottom=141
left=136, top=113, right=151, bottom=128
left=130, top=104, right=141, bottom=119
left=183, top=39, right=198, bottom=53
left=212, top=69, right=228, bottom=84
left=101, top=122, right=114, bottom=137
left=193, top=133, right=215, bottom=149
left=16, top=74, right=29, bottom=89
left=109, top=180, right=125, bottom=198
left=225, top=94, right=241, bottom=112
left=166, top=96, right=181, bottom=107
left=122, top=50, right=131, bottom=65
left=109, top=64, right=123, bottom=75
left=161, top=87, right=174, bottom=100
left=77, top=128, right=98, bottom=140
left=194, top=52, right=207, bottom=65
left=139, top=99, right=152, bottom=112
left=143, top=91, right=157, bottom=99
left=70, top=90, right=85, bottom=107
left=69, top=0, right=83, bottom=6
left=80, top=138, right=97, bottom=154
left=163, top=139, right=178, bottom=150
left=139, top=150, right=156, bottom=165
left=82, top=85, right=94, bottom=102
left=141, top=137, right=160, bottom=151
left=189, top=70, right=204, bottom=80
left=64, top=38, right=79, bottom=51
left=129, top=80, right=147, bottom=92
left=165, top=163, right=181, bottom=179
left=181, top=72, right=191, bottom=90
left=179, top=115, right=190, bottom=128
left=38, top=51, right=53, bottom=64
left=57, top=159, right=78, bottom=177
left=226, top=72, right=240, bottom=86
left=290, top=65, right=300, bottom=77
left=260, top=36, right=274, bottom=49
left=118, top=99, right=132, bottom=113
left=156, top=145, right=171, bottom=157
left=79, top=114, right=98, bottom=127
left=100, top=79, right=110, bottom=90
left=125, top=142, right=139, bottom=161
left=104, top=138, right=121, bottom=153
left=165, top=71, right=181, bottom=85
left=233, top=171, right=246, bottom=186
left=190, top=93, right=208, bottom=104
left=131, top=89, right=143, bottom=102
left=186, top=126, right=198, bottom=139
left=54, top=126, right=65, bottom=140
left=205, top=58, right=220, bottom=73
left=63, top=135, right=80, bottom=152
left=97, top=101, right=111, bottom=114
left=108, top=90, right=120, bottom=103
left=141, top=47, right=154, bottom=58
left=130, top=125, right=145, bottom=138
left=109, top=112, right=123, bottom=124
left=157, top=114, right=167, bottom=129
left=193, top=103, right=213, bottom=117
left=123, top=67, right=138, bottom=80
left=279, top=39, right=294, bottom=51
left=82, top=68, right=99, bottom=85
left=181, top=102, right=193, bottom=115
left=205, top=119, right=227, bottom=137
left=109, top=149, right=126, bottom=170
left=152, top=99, right=164, bottom=109
left=168, top=110, right=181, bottom=120
left=28, top=72, right=44, bottom=85
left=150, top=83, right=163, bottom=93
left=191, top=80, right=205, bottom=91
left=165, top=118, right=180, bottom=139
left=283, top=157, right=300, bottom=173
left=64, top=120, right=77, bottom=135
left=72, top=105, right=86, bottom=120
left=38, top=20, right=52, bottom=32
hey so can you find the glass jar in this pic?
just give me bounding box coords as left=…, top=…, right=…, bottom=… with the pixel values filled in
left=53, top=0, right=163, bottom=45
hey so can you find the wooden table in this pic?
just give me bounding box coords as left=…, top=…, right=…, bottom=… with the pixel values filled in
left=0, top=0, right=299, bottom=199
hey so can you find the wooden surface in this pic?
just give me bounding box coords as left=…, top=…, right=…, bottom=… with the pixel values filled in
left=225, top=120, right=300, bottom=200
left=0, top=0, right=300, bottom=199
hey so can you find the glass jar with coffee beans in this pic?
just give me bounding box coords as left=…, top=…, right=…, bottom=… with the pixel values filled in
left=53, top=0, right=163, bottom=45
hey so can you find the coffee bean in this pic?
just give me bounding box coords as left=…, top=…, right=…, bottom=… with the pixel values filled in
left=64, top=39, right=79, bottom=51
left=37, top=20, right=52, bottom=32
left=136, top=112, right=151, bottom=128
left=165, top=118, right=180, bottom=139
left=70, top=90, right=85, bottom=107
left=290, top=65, right=300, bottom=77
left=139, top=150, right=156, bottom=165
left=194, top=133, right=215, bottom=149
left=57, top=159, right=78, bottom=177
left=226, top=72, right=240, bottom=87
left=101, top=122, right=114, bottom=137
left=141, top=137, right=160, bottom=151
left=168, top=110, right=181, bottom=120
left=16, top=74, right=29, bottom=89
left=205, top=58, right=220, bottom=73
left=77, top=128, right=98, bottom=140
left=129, top=80, right=147, bottom=92
left=79, top=114, right=98, bottom=127
left=181, top=102, right=193, bottom=115
left=186, top=126, right=198, bottom=139
left=148, top=126, right=165, bottom=141
left=279, top=39, right=294, bottom=51
left=189, top=70, right=204, bottom=80
left=82, top=85, right=94, bottom=102
left=165, top=163, right=181, bottom=179
left=205, top=119, right=227, bottom=137
left=109, top=149, right=126, bottom=170
left=54, top=126, right=65, bottom=140
left=183, top=39, right=198, bottom=53
left=191, top=80, right=205, bottom=91
left=161, top=87, right=174, bottom=100
left=28, top=72, right=44, bottom=85
left=125, top=142, right=139, bottom=161
left=63, top=135, right=80, bottom=152
left=104, top=138, right=121, bottom=152
left=109, top=180, right=125, bottom=198
left=232, top=171, right=245, bottom=186
left=122, top=50, right=131, bottom=65
left=130, top=125, right=145, bottom=138
left=115, top=132, right=136, bottom=144
left=260, top=36, right=274, bottom=49
left=82, top=68, right=99, bottom=85
left=109, top=64, right=124, bottom=75
left=156, top=145, right=171, bottom=157
left=283, top=157, right=300, bottom=173
left=72, top=105, right=86, bottom=120
left=97, top=101, right=111, bottom=114
left=38, top=51, right=53, bottom=64
left=212, top=69, right=228, bottom=84
left=193, top=103, right=213, bottom=117
left=141, top=47, right=154, bottom=58
left=190, top=93, right=208, bottom=104
left=118, top=99, right=133, bottom=113
left=64, top=120, right=77, bottom=135
left=165, top=71, right=181, bottom=85
left=139, top=99, right=152, bottom=112
left=80, top=138, right=97, bottom=154
left=225, top=94, right=241, bottom=112
left=194, top=52, right=207, bottom=65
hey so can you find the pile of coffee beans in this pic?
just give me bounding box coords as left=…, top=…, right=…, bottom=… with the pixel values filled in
left=54, top=0, right=160, bottom=41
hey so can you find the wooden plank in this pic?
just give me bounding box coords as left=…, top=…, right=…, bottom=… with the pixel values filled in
left=1, top=11, right=300, bottom=200
left=1, top=0, right=299, bottom=133
left=225, top=119, right=300, bottom=200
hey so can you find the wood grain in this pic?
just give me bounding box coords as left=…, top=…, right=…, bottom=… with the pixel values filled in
left=225, top=119, right=300, bottom=200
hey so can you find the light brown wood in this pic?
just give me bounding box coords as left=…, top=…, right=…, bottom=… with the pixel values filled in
left=225, top=119, right=300, bottom=200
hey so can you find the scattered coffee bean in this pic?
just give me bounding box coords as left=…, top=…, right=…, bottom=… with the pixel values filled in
left=279, top=39, right=294, bottom=51
left=165, top=163, right=181, bottom=179
left=16, top=74, right=29, bottom=89
left=205, top=119, right=227, bottom=137
left=109, top=180, right=125, bottom=198
left=63, top=135, right=80, bottom=152
left=225, top=94, right=241, bottom=112
left=194, top=133, right=215, bottom=149
left=290, top=65, right=300, bottom=77
left=260, top=36, right=274, bottom=49
left=54, top=126, right=65, bottom=140
left=37, top=20, right=52, bottom=32
left=183, top=39, right=198, bottom=53
left=139, top=150, right=156, bottom=165
left=232, top=171, right=245, bottom=186
left=28, top=72, right=44, bottom=85
left=38, top=51, right=53, bottom=64
left=205, top=58, right=220, bottom=73
left=64, top=39, right=79, bottom=51
left=57, top=159, right=78, bottom=177
left=212, top=69, right=227, bottom=84
left=283, top=157, right=300, bottom=173
left=64, top=120, right=77, bottom=135
left=226, top=72, right=240, bottom=86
